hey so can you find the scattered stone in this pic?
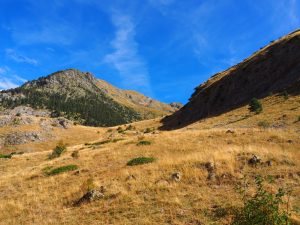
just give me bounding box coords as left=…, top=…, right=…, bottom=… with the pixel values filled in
left=205, top=162, right=215, bottom=172
left=205, top=162, right=216, bottom=181
left=4, top=132, right=43, bottom=145
left=54, top=117, right=72, bottom=129
left=126, top=174, right=136, bottom=181
left=226, top=129, right=235, bottom=134
left=265, top=160, right=272, bottom=167
left=248, top=155, right=261, bottom=166
left=75, top=188, right=105, bottom=206
left=171, top=172, right=181, bottom=182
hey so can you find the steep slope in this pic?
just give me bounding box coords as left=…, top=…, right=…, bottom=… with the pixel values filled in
left=0, top=69, right=177, bottom=127
left=96, top=79, right=182, bottom=118
left=162, top=30, right=300, bottom=129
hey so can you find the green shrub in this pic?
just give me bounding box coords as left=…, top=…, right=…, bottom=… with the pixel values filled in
left=44, top=164, right=78, bottom=176
left=137, top=140, right=151, bottom=146
left=0, top=152, right=24, bottom=159
left=282, top=91, right=289, bottom=100
left=232, top=176, right=290, bottom=225
left=0, top=153, right=12, bottom=159
left=48, top=141, right=67, bottom=159
left=127, top=157, right=156, bottom=166
left=249, top=98, right=263, bottom=114
left=297, top=116, right=300, bottom=122
left=257, top=121, right=270, bottom=129
left=144, top=127, right=155, bottom=133
left=71, top=150, right=79, bottom=159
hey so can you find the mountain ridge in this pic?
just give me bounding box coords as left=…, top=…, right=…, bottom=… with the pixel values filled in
left=0, top=69, right=181, bottom=126
left=161, top=29, right=300, bottom=129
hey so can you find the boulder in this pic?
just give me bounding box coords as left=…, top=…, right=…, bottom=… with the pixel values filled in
left=248, top=155, right=261, bottom=166
left=171, top=172, right=181, bottom=182
left=75, top=188, right=105, bottom=206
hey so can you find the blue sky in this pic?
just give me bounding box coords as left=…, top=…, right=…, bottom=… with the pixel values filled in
left=0, top=0, right=299, bottom=103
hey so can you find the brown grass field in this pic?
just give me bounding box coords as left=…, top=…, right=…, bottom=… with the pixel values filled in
left=0, top=95, right=300, bottom=224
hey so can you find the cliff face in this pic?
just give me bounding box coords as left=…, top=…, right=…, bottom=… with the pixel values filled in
left=162, top=30, right=300, bottom=129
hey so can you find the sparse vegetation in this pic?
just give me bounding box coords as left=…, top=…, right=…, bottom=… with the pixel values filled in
left=282, top=91, right=289, bottom=100
left=137, top=140, right=151, bottom=146
left=44, top=164, right=78, bottom=176
left=249, top=98, right=263, bottom=114
left=297, top=115, right=300, bottom=122
left=127, top=157, right=156, bottom=166
left=258, top=120, right=270, bottom=128
left=0, top=153, right=13, bottom=159
left=71, top=150, right=79, bottom=159
left=144, top=127, right=155, bottom=133
left=48, top=141, right=67, bottom=159
left=232, top=176, right=291, bottom=225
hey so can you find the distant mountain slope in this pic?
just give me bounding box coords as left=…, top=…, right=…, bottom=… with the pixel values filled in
left=96, top=79, right=182, bottom=118
left=0, top=69, right=180, bottom=126
left=162, top=30, right=300, bottom=129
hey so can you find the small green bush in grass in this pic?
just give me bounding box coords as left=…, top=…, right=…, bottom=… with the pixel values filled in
left=137, top=140, right=151, bottom=146
left=127, top=157, right=156, bottom=166
left=232, top=176, right=291, bottom=225
left=71, top=150, right=79, bottom=159
left=48, top=141, right=67, bottom=159
left=248, top=98, right=263, bottom=114
left=0, top=152, right=24, bottom=159
left=297, top=116, right=300, bottom=122
left=45, top=164, right=78, bottom=176
left=0, top=153, right=12, bottom=159
left=257, top=121, right=270, bottom=129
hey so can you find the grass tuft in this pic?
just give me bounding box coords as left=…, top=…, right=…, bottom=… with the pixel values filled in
left=137, top=140, right=151, bottom=146
left=127, top=157, right=156, bottom=166
left=44, top=164, right=78, bottom=176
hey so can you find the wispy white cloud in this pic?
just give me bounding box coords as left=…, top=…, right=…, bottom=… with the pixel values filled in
left=11, top=21, right=77, bottom=46
left=6, top=49, right=38, bottom=65
left=104, top=13, right=153, bottom=95
left=0, top=67, right=26, bottom=90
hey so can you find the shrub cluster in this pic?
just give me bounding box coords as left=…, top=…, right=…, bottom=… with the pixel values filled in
left=127, top=157, right=156, bottom=166
left=248, top=98, right=263, bottom=114
left=44, top=164, right=78, bottom=176
left=49, top=142, right=67, bottom=159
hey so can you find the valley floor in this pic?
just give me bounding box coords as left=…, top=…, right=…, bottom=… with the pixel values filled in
left=0, top=95, right=300, bottom=224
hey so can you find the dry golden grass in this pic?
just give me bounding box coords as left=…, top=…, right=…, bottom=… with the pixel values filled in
left=0, top=95, right=300, bottom=224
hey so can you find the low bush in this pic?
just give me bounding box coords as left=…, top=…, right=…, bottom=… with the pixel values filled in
left=137, top=140, right=151, bottom=146
left=71, top=151, right=79, bottom=159
left=232, top=176, right=291, bottom=225
left=144, top=127, right=155, bottom=133
left=248, top=98, right=262, bottom=114
left=127, top=157, right=156, bottom=166
left=44, top=164, right=78, bottom=176
left=48, top=141, right=67, bottom=159
left=257, top=121, right=270, bottom=129
left=0, top=152, right=24, bottom=159
left=0, top=153, right=12, bottom=159
left=297, top=115, right=300, bottom=122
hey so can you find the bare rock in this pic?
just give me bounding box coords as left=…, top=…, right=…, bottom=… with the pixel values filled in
left=171, top=172, right=181, bottom=182
left=248, top=155, right=261, bottom=166
left=75, top=188, right=105, bottom=206
left=226, top=129, right=235, bottom=134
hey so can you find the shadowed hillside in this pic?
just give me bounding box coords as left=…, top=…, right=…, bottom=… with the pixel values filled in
left=161, top=30, right=300, bottom=130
